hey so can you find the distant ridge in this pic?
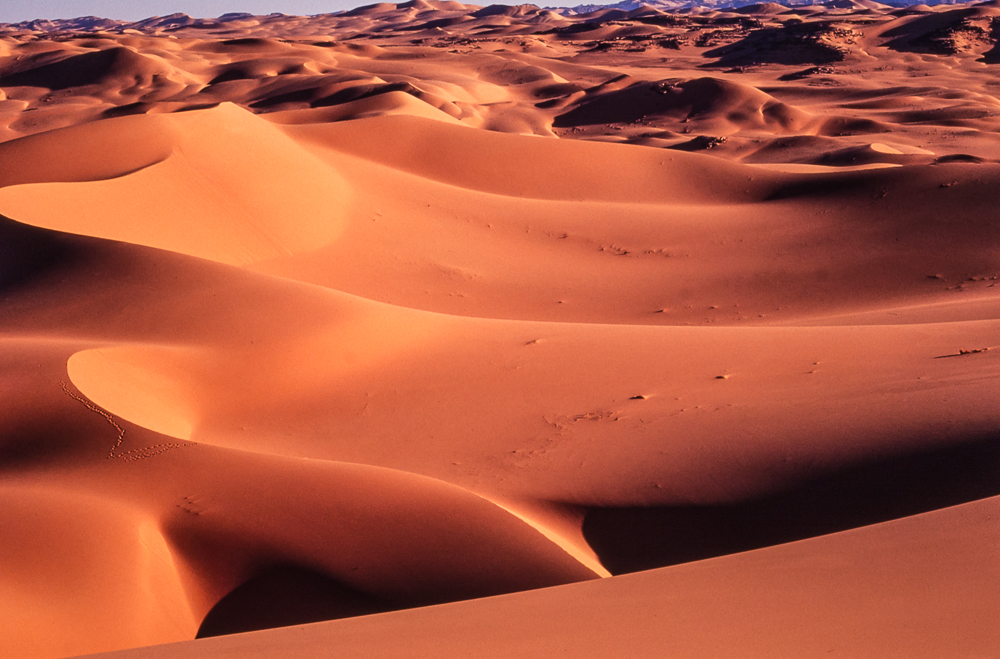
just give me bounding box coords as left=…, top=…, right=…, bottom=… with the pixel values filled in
left=0, top=12, right=280, bottom=33
left=0, top=0, right=979, bottom=32
left=557, top=0, right=970, bottom=14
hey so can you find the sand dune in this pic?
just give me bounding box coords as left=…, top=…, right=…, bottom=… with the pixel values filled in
left=0, top=104, right=350, bottom=264
left=83, top=495, right=1000, bottom=658
left=0, top=1, right=999, bottom=657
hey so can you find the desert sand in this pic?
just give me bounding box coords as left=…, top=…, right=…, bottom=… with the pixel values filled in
left=0, top=1, right=998, bottom=657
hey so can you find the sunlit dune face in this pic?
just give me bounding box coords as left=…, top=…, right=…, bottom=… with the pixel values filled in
left=1, top=2, right=1000, bottom=657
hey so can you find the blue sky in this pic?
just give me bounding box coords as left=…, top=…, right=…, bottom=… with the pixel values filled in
left=0, top=0, right=554, bottom=23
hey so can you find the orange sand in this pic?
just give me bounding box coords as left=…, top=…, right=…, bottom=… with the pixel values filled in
left=0, top=1, right=998, bottom=657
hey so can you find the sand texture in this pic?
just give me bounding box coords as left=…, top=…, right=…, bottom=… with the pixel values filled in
left=0, top=1, right=998, bottom=657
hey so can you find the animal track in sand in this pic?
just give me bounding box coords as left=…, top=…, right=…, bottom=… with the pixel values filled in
left=543, top=409, right=621, bottom=435
left=177, top=495, right=205, bottom=516
left=60, top=381, right=193, bottom=461
left=548, top=410, right=617, bottom=427
left=934, top=348, right=992, bottom=359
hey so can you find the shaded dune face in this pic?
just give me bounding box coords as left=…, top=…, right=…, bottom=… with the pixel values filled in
left=584, top=433, right=1000, bottom=574
left=703, top=21, right=861, bottom=67
left=196, top=565, right=395, bottom=638
left=552, top=76, right=813, bottom=133
left=0, top=216, right=69, bottom=291
left=1, top=2, right=1000, bottom=658
left=0, top=47, right=165, bottom=91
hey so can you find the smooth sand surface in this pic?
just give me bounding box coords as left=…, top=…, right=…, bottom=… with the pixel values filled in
left=80, top=496, right=1000, bottom=658
left=0, top=1, right=998, bottom=657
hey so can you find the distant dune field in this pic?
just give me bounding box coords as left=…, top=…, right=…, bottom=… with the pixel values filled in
left=0, top=1, right=998, bottom=657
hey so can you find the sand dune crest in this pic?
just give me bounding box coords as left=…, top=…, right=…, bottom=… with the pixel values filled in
left=0, top=104, right=350, bottom=265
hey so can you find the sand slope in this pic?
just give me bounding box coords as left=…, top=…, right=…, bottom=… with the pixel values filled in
left=0, top=2, right=998, bottom=657
left=81, top=495, right=1000, bottom=658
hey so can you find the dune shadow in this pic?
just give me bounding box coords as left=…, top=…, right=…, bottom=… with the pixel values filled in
left=979, top=17, right=1000, bottom=63
left=0, top=215, right=71, bottom=293
left=702, top=22, right=854, bottom=68
left=197, top=564, right=394, bottom=638
left=0, top=47, right=155, bottom=91
left=583, top=434, right=1000, bottom=575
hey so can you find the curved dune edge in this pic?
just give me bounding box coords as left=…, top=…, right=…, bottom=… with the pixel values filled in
left=0, top=113, right=176, bottom=188
left=144, top=446, right=609, bottom=604
left=66, top=345, right=611, bottom=580
left=282, top=113, right=782, bottom=204
left=78, top=495, right=1000, bottom=659
left=265, top=90, right=468, bottom=125
left=0, top=104, right=351, bottom=267
left=1, top=367, right=605, bottom=657
left=67, top=347, right=196, bottom=441
left=451, top=498, right=610, bottom=579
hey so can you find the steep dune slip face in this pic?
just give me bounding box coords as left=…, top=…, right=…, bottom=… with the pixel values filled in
left=0, top=2, right=1000, bottom=658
